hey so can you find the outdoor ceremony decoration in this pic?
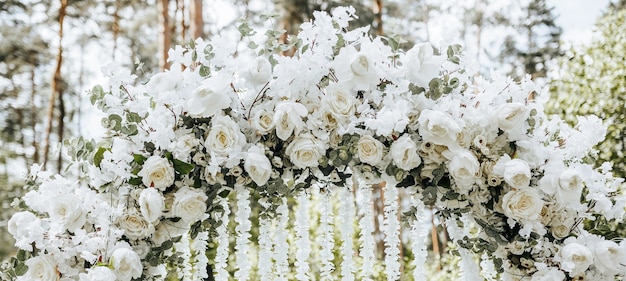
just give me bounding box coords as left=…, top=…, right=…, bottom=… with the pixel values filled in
left=3, top=6, right=626, bottom=281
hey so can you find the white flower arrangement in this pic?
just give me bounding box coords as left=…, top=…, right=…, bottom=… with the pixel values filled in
left=3, top=6, right=626, bottom=280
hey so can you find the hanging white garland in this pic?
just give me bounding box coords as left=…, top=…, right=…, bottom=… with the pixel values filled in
left=446, top=216, right=481, bottom=281
left=257, top=215, right=274, bottom=280
left=318, top=187, right=335, bottom=280
left=234, top=185, right=252, bottom=281
left=191, top=230, right=209, bottom=280
left=381, top=177, right=401, bottom=281
left=339, top=185, right=356, bottom=281
left=356, top=179, right=376, bottom=281
left=409, top=192, right=430, bottom=281
left=274, top=199, right=290, bottom=281
left=294, top=191, right=311, bottom=281
left=480, top=252, right=498, bottom=281
left=214, top=196, right=230, bottom=281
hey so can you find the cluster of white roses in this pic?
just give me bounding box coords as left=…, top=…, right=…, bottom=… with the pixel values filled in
left=4, top=6, right=626, bottom=280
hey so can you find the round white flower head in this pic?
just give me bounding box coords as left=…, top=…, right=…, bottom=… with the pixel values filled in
left=390, top=135, right=422, bottom=171
left=418, top=109, right=462, bottom=148
left=24, top=255, right=59, bottom=281
left=497, top=102, right=528, bottom=131
left=205, top=115, right=247, bottom=157
left=332, top=45, right=380, bottom=91
left=357, top=135, right=384, bottom=166
left=403, top=43, right=444, bottom=88
left=502, top=188, right=544, bottom=225
left=172, top=186, right=208, bottom=222
left=118, top=211, right=155, bottom=240
left=79, top=266, right=117, bottom=281
left=558, top=239, right=593, bottom=277
left=8, top=211, right=43, bottom=251
left=589, top=239, right=626, bottom=274
left=245, top=145, right=272, bottom=186
left=503, top=159, right=531, bottom=189
left=246, top=56, right=272, bottom=84
left=49, top=194, right=86, bottom=232
left=138, top=188, right=165, bottom=223
left=286, top=134, right=325, bottom=169
left=274, top=101, right=308, bottom=141
left=322, top=83, right=357, bottom=121
left=447, top=149, right=480, bottom=194
left=557, top=169, right=584, bottom=204
left=252, top=108, right=275, bottom=135
left=110, top=247, right=142, bottom=281
left=186, top=79, right=231, bottom=117
left=137, top=155, right=175, bottom=190
left=530, top=267, right=566, bottom=281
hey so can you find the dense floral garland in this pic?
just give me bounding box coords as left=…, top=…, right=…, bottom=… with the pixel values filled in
left=3, top=6, right=626, bottom=281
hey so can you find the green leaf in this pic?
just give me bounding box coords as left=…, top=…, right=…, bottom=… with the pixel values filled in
left=172, top=159, right=195, bottom=175
left=16, top=250, right=27, bottom=261
left=247, top=41, right=258, bottom=49
left=199, top=65, right=211, bottom=77
left=94, top=147, right=108, bottom=168
left=15, top=263, right=28, bottom=276
left=128, top=177, right=143, bottom=186
left=133, top=154, right=147, bottom=165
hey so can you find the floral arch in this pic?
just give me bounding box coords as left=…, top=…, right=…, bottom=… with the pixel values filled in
left=4, top=7, right=626, bottom=281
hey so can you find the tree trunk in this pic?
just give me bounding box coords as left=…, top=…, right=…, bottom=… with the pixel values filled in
left=43, top=0, right=67, bottom=170
left=56, top=87, right=65, bottom=173
left=158, top=0, right=171, bottom=70
left=189, top=0, right=204, bottom=39
left=30, top=66, right=39, bottom=164
left=373, top=0, right=383, bottom=35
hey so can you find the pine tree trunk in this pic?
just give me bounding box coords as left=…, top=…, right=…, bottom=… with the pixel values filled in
left=30, top=66, right=39, bottom=164
left=189, top=0, right=204, bottom=39
left=158, top=0, right=171, bottom=70
left=43, top=0, right=67, bottom=170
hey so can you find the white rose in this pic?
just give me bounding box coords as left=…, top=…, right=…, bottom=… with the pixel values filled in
left=390, top=135, right=422, bottom=171
left=172, top=187, right=208, bottom=222
left=403, top=43, right=444, bottom=88
left=49, top=194, right=86, bottom=231
left=274, top=101, right=308, bottom=141
left=286, top=134, right=325, bottom=169
left=502, top=188, right=544, bottom=223
left=497, top=102, right=528, bottom=131
left=357, top=135, right=384, bottom=166
left=558, top=241, right=593, bottom=276
left=138, top=188, right=164, bottom=223
left=591, top=240, right=626, bottom=274
left=79, top=266, right=117, bottom=281
left=448, top=149, right=480, bottom=193
left=503, top=159, right=531, bottom=189
left=186, top=82, right=231, bottom=117
left=8, top=211, right=41, bottom=248
left=530, top=267, right=566, bottom=281
left=137, top=156, right=175, bottom=190
left=245, top=145, right=272, bottom=186
left=252, top=109, right=275, bottom=134
left=247, top=56, right=272, bottom=83
left=323, top=84, right=356, bottom=120
left=205, top=115, right=246, bottom=157
left=110, top=247, right=142, bottom=281
left=118, top=211, right=154, bottom=240
left=24, top=255, right=59, bottom=281
left=418, top=109, right=462, bottom=148
left=558, top=169, right=583, bottom=204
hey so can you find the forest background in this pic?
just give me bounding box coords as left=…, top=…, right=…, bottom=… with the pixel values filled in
left=1, top=0, right=625, bottom=262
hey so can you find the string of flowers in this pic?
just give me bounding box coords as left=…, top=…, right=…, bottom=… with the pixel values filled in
left=446, top=215, right=481, bottom=281
left=339, top=185, right=356, bottom=281
left=480, top=253, right=498, bottom=281
left=318, top=189, right=335, bottom=280
left=294, top=191, right=312, bottom=281
left=257, top=215, right=274, bottom=280
left=381, top=178, right=401, bottom=281
left=274, top=199, right=290, bottom=280
left=234, top=185, right=252, bottom=281
left=410, top=191, right=430, bottom=281
left=177, top=233, right=193, bottom=280
left=214, top=197, right=230, bottom=281
left=191, top=230, right=210, bottom=280
left=357, top=179, right=376, bottom=281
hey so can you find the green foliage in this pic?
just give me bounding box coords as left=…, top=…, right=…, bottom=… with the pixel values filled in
left=548, top=9, right=626, bottom=179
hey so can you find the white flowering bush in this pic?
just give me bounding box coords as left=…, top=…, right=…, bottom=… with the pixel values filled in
left=3, top=7, right=626, bottom=281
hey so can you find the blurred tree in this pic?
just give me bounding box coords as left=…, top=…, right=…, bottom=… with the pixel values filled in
left=548, top=9, right=626, bottom=179
left=497, top=0, right=562, bottom=80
